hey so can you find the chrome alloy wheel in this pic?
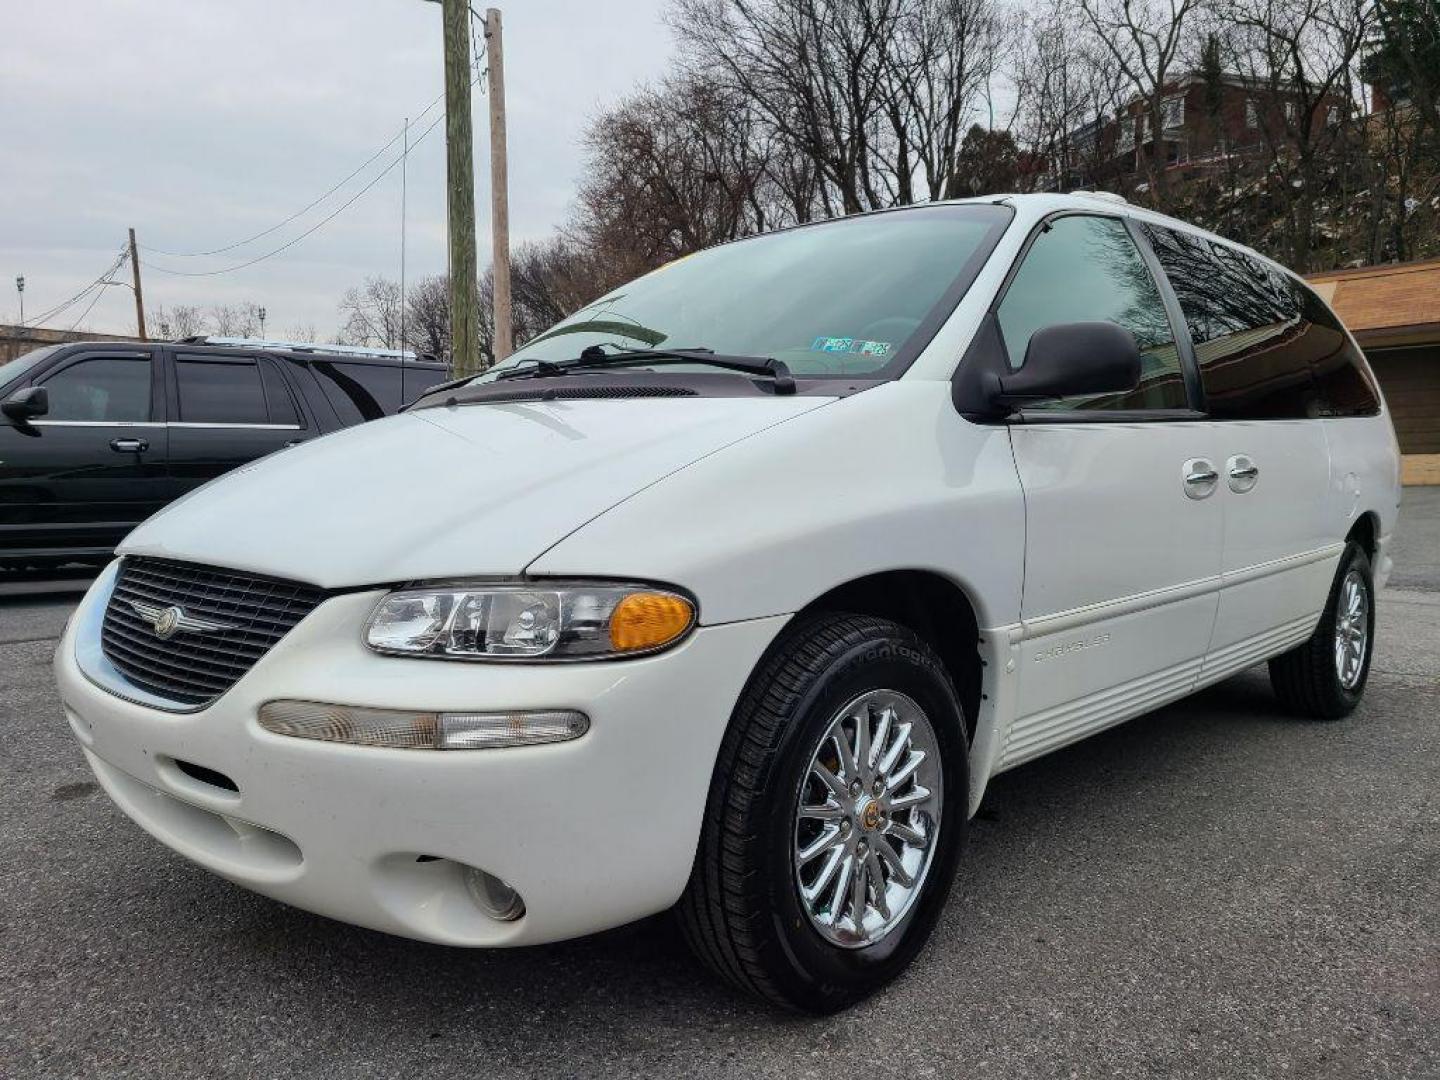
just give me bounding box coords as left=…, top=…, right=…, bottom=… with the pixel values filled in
left=1335, top=568, right=1369, bottom=691
left=793, top=689, right=943, bottom=949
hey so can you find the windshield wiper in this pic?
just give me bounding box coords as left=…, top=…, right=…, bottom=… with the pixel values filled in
left=493, top=346, right=796, bottom=395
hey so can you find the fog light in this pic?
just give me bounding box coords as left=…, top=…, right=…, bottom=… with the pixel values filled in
left=464, top=866, right=525, bottom=921
left=258, top=700, right=588, bottom=750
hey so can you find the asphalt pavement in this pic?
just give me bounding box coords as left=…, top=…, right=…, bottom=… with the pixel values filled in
left=2, top=492, right=1437, bottom=1079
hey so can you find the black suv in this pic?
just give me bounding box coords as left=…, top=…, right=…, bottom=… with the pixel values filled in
left=0, top=338, right=448, bottom=569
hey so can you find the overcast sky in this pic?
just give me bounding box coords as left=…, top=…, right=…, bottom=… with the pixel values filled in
left=0, top=0, right=672, bottom=338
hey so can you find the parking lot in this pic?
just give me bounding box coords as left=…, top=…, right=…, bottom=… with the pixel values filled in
left=2, top=491, right=1436, bottom=1079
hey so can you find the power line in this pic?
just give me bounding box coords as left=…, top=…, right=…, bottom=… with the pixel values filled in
left=63, top=274, right=113, bottom=332
left=19, top=248, right=128, bottom=328
left=142, top=110, right=448, bottom=278
left=140, top=91, right=446, bottom=259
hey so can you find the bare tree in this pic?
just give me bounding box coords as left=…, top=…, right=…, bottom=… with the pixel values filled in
left=883, top=0, right=1014, bottom=201
left=1015, top=0, right=1127, bottom=191
left=1217, top=0, right=1370, bottom=270
left=669, top=0, right=1012, bottom=212
left=338, top=277, right=404, bottom=350
left=207, top=301, right=264, bottom=338
left=576, top=75, right=778, bottom=268
left=404, top=275, right=451, bottom=361
left=1078, top=0, right=1207, bottom=208
left=147, top=303, right=205, bottom=339
left=669, top=0, right=909, bottom=214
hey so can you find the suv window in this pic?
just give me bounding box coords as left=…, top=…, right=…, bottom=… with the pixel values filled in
left=1137, top=224, right=1376, bottom=418
left=260, top=361, right=300, bottom=426
left=997, top=215, right=1188, bottom=410
left=40, top=355, right=152, bottom=422
left=310, top=360, right=395, bottom=424
left=176, top=356, right=271, bottom=424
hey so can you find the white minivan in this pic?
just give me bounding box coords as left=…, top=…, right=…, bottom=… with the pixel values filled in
left=54, top=193, right=1399, bottom=1012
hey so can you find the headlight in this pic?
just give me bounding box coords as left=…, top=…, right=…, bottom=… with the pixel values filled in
left=364, top=581, right=697, bottom=661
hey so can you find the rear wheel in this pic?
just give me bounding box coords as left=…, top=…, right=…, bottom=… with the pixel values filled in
left=1268, top=542, right=1375, bottom=719
left=678, top=613, right=968, bottom=1013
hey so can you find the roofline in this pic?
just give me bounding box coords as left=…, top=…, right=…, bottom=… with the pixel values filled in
left=1306, top=256, right=1440, bottom=283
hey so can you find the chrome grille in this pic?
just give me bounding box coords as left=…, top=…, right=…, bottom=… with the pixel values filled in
left=101, top=557, right=327, bottom=707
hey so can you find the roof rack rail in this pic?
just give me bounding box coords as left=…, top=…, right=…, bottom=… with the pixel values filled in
left=1068, top=189, right=1129, bottom=205
left=169, top=336, right=437, bottom=363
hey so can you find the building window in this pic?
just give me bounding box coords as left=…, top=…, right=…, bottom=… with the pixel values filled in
left=1162, top=96, right=1185, bottom=129
left=1284, top=101, right=1297, bottom=123
left=1327, top=105, right=1341, bottom=126
left=1117, top=119, right=1136, bottom=154
left=1245, top=100, right=1258, bottom=128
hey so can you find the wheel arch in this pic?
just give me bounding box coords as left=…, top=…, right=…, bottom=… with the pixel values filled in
left=791, top=569, right=984, bottom=740
left=1346, top=511, right=1379, bottom=561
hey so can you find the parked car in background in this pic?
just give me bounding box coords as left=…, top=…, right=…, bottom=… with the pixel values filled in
left=52, top=194, right=1399, bottom=1013
left=0, top=338, right=448, bottom=569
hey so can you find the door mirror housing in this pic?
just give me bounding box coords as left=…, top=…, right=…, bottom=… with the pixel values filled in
left=987, top=322, right=1141, bottom=411
left=1, top=385, right=49, bottom=422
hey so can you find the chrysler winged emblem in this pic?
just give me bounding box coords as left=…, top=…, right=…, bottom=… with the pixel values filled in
left=128, top=600, right=235, bottom=640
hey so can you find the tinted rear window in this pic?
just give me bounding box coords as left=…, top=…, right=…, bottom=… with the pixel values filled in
left=311, top=361, right=401, bottom=424
left=176, top=356, right=269, bottom=423
left=1139, top=223, right=1379, bottom=419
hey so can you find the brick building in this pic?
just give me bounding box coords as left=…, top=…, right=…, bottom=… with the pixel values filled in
left=1043, top=72, right=1347, bottom=192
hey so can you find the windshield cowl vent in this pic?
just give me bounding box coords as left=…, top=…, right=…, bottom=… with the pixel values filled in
left=468, top=384, right=700, bottom=404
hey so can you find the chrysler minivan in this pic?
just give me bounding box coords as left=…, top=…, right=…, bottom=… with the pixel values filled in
left=52, top=194, right=1399, bottom=1012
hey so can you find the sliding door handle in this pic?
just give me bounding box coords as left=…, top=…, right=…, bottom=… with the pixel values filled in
left=110, top=438, right=149, bottom=453
left=1182, top=458, right=1218, bottom=499
left=1227, top=454, right=1259, bottom=493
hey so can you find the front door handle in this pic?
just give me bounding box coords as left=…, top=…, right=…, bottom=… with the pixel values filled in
left=110, top=438, right=149, bottom=453
left=1182, top=458, right=1219, bottom=500
left=1227, top=454, right=1259, bottom=493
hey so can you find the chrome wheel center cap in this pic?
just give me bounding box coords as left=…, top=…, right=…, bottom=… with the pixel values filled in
left=856, top=796, right=883, bottom=832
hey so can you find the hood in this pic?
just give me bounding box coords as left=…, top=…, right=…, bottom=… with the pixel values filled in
left=120, top=396, right=832, bottom=588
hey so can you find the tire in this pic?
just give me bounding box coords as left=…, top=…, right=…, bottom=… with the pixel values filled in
left=678, top=612, right=969, bottom=1013
left=1268, top=542, right=1376, bottom=720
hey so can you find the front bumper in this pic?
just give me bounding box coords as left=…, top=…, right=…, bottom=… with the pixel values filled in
left=55, top=564, right=788, bottom=946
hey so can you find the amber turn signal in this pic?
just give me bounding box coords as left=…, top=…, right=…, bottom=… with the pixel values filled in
left=609, top=591, right=696, bottom=652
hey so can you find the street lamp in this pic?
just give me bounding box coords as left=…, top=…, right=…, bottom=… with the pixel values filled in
left=15, top=275, right=23, bottom=325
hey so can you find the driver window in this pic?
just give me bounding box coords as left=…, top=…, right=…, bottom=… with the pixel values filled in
left=996, top=215, right=1188, bottom=411
left=39, top=355, right=152, bottom=422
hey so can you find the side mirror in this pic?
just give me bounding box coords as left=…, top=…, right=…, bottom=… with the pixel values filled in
left=986, top=322, right=1141, bottom=411
left=1, top=385, right=49, bottom=422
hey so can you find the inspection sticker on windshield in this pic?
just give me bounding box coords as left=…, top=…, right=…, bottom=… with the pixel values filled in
left=810, top=337, right=892, bottom=357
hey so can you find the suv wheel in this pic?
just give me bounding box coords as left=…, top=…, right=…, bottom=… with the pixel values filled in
left=679, top=613, right=968, bottom=1013
left=1269, top=542, right=1376, bottom=719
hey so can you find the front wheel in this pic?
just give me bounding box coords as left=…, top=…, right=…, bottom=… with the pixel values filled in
left=1268, top=542, right=1376, bottom=719
left=678, top=613, right=968, bottom=1013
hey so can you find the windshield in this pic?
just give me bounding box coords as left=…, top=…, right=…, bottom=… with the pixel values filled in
left=0, top=345, right=62, bottom=391
left=481, top=204, right=1011, bottom=384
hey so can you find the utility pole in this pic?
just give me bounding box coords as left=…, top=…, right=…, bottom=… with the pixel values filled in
left=400, top=116, right=409, bottom=358
left=442, top=0, right=479, bottom=377
left=127, top=228, right=147, bottom=341
left=485, top=8, right=512, bottom=363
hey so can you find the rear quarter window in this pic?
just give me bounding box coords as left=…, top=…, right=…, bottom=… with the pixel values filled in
left=310, top=360, right=401, bottom=424
left=1139, top=223, right=1379, bottom=419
